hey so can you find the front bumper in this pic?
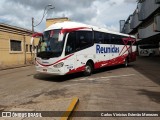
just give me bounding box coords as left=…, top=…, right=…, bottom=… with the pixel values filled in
left=36, top=66, right=65, bottom=75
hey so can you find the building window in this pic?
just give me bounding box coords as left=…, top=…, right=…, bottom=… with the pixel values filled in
left=10, top=40, right=22, bottom=51
left=30, top=45, right=32, bottom=52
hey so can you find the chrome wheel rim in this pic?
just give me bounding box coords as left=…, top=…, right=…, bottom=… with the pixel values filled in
left=85, top=65, right=91, bottom=74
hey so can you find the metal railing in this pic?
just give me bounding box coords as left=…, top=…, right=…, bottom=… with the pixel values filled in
left=138, top=22, right=159, bottom=39
left=130, top=11, right=142, bottom=29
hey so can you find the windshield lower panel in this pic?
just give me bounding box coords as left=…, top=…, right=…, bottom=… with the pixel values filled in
left=37, top=29, right=65, bottom=59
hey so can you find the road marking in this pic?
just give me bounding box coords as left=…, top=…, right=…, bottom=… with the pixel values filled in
left=63, top=84, right=80, bottom=87
left=100, top=74, right=135, bottom=79
left=61, top=97, right=79, bottom=120
left=72, top=74, right=135, bottom=81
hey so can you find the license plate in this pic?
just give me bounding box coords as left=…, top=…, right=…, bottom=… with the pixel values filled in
left=43, top=69, right=47, bottom=72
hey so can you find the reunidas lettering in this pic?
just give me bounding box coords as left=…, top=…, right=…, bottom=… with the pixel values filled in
left=96, top=45, right=119, bottom=54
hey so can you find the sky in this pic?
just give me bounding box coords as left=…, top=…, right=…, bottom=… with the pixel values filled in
left=0, top=0, right=137, bottom=32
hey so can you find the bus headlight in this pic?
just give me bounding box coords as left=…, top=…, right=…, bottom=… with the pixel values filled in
left=53, top=62, right=64, bottom=68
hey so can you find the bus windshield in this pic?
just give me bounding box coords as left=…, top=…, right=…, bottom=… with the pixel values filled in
left=37, top=29, right=66, bottom=59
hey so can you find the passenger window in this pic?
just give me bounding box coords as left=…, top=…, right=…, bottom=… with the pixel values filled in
left=116, top=35, right=124, bottom=45
left=75, top=31, right=93, bottom=50
left=110, top=34, right=117, bottom=44
left=65, top=32, right=76, bottom=55
left=110, top=34, right=124, bottom=45
left=104, top=33, right=111, bottom=44
left=94, top=32, right=104, bottom=43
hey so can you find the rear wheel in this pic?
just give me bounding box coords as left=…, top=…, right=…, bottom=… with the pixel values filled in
left=84, top=63, right=93, bottom=76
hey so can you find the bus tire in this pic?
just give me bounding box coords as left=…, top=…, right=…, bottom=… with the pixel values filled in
left=124, top=58, right=128, bottom=67
left=84, top=62, right=93, bottom=76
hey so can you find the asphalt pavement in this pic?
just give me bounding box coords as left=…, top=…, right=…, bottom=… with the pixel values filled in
left=0, top=56, right=160, bottom=120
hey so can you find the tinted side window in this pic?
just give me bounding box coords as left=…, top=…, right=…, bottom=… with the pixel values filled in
left=117, top=35, right=124, bottom=45
left=110, top=34, right=117, bottom=44
left=94, top=31, right=104, bottom=43
left=75, top=31, right=93, bottom=50
left=104, top=33, right=111, bottom=44
left=65, top=32, right=76, bottom=55
left=110, top=34, right=124, bottom=45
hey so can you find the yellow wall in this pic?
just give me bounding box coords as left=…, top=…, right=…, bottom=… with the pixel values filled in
left=0, top=31, right=39, bottom=67
left=46, top=17, right=69, bottom=28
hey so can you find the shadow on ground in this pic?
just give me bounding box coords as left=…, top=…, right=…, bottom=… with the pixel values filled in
left=137, top=89, right=160, bottom=103
left=133, top=56, right=160, bottom=85
left=34, top=72, right=83, bottom=82
left=33, top=64, right=129, bottom=82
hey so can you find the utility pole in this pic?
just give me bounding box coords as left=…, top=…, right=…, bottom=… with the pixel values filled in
left=32, top=17, right=34, bottom=32
left=31, top=17, right=35, bottom=64
left=24, top=35, right=26, bottom=64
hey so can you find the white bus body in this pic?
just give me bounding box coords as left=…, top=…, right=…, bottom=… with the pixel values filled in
left=33, top=21, right=136, bottom=76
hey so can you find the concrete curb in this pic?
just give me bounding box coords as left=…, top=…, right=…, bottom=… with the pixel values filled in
left=60, top=97, right=79, bottom=120
left=0, top=64, right=33, bottom=71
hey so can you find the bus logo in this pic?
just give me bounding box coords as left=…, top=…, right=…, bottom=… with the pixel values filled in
left=96, top=45, right=119, bottom=54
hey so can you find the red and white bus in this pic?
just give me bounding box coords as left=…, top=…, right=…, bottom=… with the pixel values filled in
left=32, top=21, right=136, bottom=76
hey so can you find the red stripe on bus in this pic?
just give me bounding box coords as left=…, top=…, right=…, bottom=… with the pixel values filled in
left=60, top=27, right=89, bottom=33
left=67, top=65, right=85, bottom=74
left=119, top=37, right=136, bottom=56
left=94, top=54, right=127, bottom=69
left=67, top=54, right=129, bottom=75
left=36, top=54, right=74, bottom=67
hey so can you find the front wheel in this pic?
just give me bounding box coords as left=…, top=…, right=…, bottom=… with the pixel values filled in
left=84, top=63, right=93, bottom=76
